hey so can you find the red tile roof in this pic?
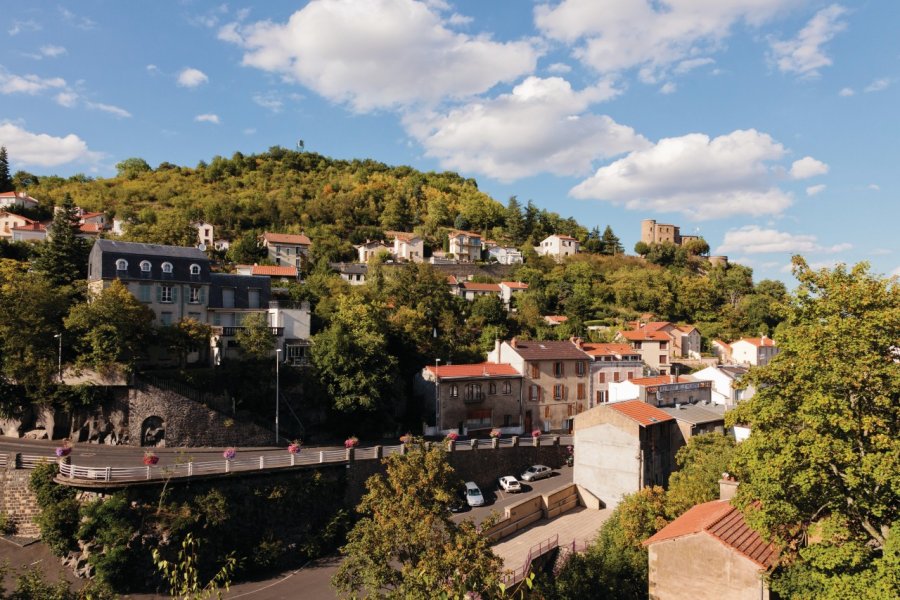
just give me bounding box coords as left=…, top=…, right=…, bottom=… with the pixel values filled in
left=384, top=230, right=420, bottom=242
left=641, top=321, right=674, bottom=332
left=251, top=265, right=298, bottom=277
left=446, top=275, right=459, bottom=285
left=551, top=234, right=579, bottom=241
left=5, top=213, right=36, bottom=225
left=608, top=400, right=674, bottom=426
left=448, top=229, right=481, bottom=238
left=500, top=281, right=529, bottom=289
left=544, top=315, right=568, bottom=324
left=460, top=282, right=500, bottom=292
left=581, top=343, right=639, bottom=357
left=78, top=223, right=103, bottom=233
left=644, top=500, right=778, bottom=569
left=426, top=362, right=520, bottom=378
left=262, top=232, right=311, bottom=245
left=11, top=221, right=44, bottom=231
left=79, top=211, right=105, bottom=220
left=677, top=325, right=698, bottom=333
left=618, top=329, right=671, bottom=342
left=734, top=337, right=776, bottom=347
left=631, top=375, right=694, bottom=386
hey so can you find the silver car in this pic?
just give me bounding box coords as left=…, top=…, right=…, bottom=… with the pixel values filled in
left=521, top=465, right=553, bottom=482
left=464, top=481, right=485, bottom=507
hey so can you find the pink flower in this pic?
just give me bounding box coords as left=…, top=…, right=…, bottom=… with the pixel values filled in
left=344, top=437, right=359, bottom=448
left=223, top=447, right=236, bottom=460
left=445, top=432, right=459, bottom=441
left=531, top=429, right=541, bottom=438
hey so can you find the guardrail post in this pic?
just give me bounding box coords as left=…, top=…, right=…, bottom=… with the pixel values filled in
left=259, top=456, right=265, bottom=470
left=146, top=466, right=151, bottom=480
left=188, top=462, right=194, bottom=476
left=447, top=440, right=455, bottom=452
left=553, top=435, right=560, bottom=446
left=225, top=460, right=230, bottom=473
left=534, top=436, right=541, bottom=448
left=346, top=448, right=354, bottom=461
left=492, top=437, right=499, bottom=449
left=319, top=451, right=324, bottom=463
left=374, top=445, right=382, bottom=459
left=105, top=466, right=111, bottom=482
left=290, top=453, right=296, bottom=466
left=69, top=460, right=75, bottom=479
left=14, top=453, right=22, bottom=469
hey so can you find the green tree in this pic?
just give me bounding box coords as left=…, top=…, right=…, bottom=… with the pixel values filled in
left=633, top=241, right=649, bottom=256
left=332, top=439, right=503, bottom=599
left=729, top=258, right=900, bottom=597
left=159, top=318, right=212, bottom=367
left=234, top=312, right=275, bottom=361
left=665, top=433, right=736, bottom=518
left=600, top=225, right=623, bottom=255
left=31, top=194, right=90, bottom=287
left=504, top=196, right=524, bottom=244
left=30, top=463, right=79, bottom=556
left=152, top=533, right=238, bottom=600
left=225, top=231, right=265, bottom=264
left=115, top=157, right=152, bottom=179
left=64, top=280, right=155, bottom=371
left=0, top=146, right=13, bottom=193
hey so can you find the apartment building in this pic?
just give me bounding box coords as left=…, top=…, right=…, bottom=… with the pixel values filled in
left=581, top=342, right=644, bottom=407
left=261, top=232, right=311, bottom=271
left=447, top=230, right=482, bottom=262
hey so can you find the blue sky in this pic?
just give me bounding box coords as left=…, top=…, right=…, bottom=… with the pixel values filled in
left=1, top=1, right=898, bottom=283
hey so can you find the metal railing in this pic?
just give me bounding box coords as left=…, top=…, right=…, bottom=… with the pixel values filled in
left=502, top=534, right=559, bottom=586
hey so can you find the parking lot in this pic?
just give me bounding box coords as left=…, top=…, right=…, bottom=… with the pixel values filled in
left=451, top=465, right=574, bottom=525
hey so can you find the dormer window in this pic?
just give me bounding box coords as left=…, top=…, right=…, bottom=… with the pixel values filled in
left=161, top=262, right=173, bottom=274
left=189, top=263, right=200, bottom=275
left=140, top=260, right=151, bottom=272
left=115, top=259, right=128, bottom=271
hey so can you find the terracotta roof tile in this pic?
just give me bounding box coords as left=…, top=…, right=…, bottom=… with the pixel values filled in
left=448, top=229, right=481, bottom=238
left=426, top=362, right=520, bottom=378
left=618, top=329, right=671, bottom=342
left=262, top=232, right=311, bottom=245
left=645, top=500, right=778, bottom=569
left=500, top=281, right=529, bottom=289
left=581, top=343, right=639, bottom=357
left=544, top=315, right=568, bottom=324
left=641, top=321, right=674, bottom=331
left=446, top=275, right=459, bottom=285
left=734, top=337, right=776, bottom=347
left=631, top=375, right=695, bottom=386
left=250, top=265, right=298, bottom=277
left=460, top=282, right=500, bottom=292
left=608, top=400, right=674, bottom=426
left=384, top=230, right=420, bottom=242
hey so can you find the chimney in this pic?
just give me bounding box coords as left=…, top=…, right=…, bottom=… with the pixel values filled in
left=719, top=473, right=739, bottom=501
left=510, top=337, right=518, bottom=348
left=670, top=374, right=676, bottom=384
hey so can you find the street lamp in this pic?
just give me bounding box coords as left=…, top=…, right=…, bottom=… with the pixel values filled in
left=53, top=333, right=62, bottom=382
left=275, top=348, right=282, bottom=445
left=434, top=358, right=441, bottom=432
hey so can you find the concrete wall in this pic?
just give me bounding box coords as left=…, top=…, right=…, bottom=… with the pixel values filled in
left=0, top=464, right=41, bottom=537
left=648, top=533, right=769, bottom=600
left=573, top=412, right=639, bottom=510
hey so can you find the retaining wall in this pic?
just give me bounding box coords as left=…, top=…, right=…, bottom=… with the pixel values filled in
left=0, top=462, right=41, bottom=537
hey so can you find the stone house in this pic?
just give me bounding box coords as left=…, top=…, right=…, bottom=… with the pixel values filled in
left=261, top=232, right=312, bottom=271
left=486, top=338, right=592, bottom=433
left=418, top=362, right=524, bottom=436
left=385, top=231, right=424, bottom=262
left=580, top=342, right=644, bottom=407
left=616, top=328, right=673, bottom=374
left=644, top=490, right=777, bottom=600
left=447, top=229, right=482, bottom=262
left=573, top=400, right=678, bottom=509
left=536, top=234, right=579, bottom=261
left=729, top=336, right=779, bottom=366
left=607, top=375, right=712, bottom=407
left=354, top=240, right=391, bottom=263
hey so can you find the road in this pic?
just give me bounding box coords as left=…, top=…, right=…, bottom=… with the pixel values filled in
left=452, top=466, right=574, bottom=525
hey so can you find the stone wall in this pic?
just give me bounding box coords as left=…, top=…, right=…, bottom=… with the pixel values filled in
left=129, top=383, right=274, bottom=448
left=0, top=462, right=41, bottom=537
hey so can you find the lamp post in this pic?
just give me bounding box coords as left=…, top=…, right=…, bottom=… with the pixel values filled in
left=53, top=333, right=62, bottom=382
left=434, top=358, right=441, bottom=432
left=275, top=348, right=282, bottom=445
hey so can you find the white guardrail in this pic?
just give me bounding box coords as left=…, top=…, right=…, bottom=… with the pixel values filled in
left=3, top=435, right=569, bottom=484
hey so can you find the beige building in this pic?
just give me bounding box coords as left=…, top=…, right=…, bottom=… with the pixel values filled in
left=729, top=336, right=779, bottom=366
left=486, top=338, right=592, bottom=432
left=641, top=219, right=684, bottom=245
left=0, top=211, right=35, bottom=239
left=385, top=231, right=424, bottom=263
left=629, top=321, right=702, bottom=359
left=644, top=494, right=776, bottom=600
left=447, top=230, right=482, bottom=262
left=536, top=234, right=579, bottom=260
left=0, top=191, right=39, bottom=210
left=354, top=240, right=391, bottom=263
left=616, top=328, right=673, bottom=375
left=261, top=232, right=311, bottom=271
left=581, top=342, right=644, bottom=407
left=193, top=221, right=214, bottom=248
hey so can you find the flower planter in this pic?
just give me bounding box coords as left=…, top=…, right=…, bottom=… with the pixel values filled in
left=223, top=448, right=236, bottom=460
left=143, top=455, right=159, bottom=466
left=344, top=437, right=359, bottom=449
left=489, top=429, right=501, bottom=439
left=288, top=443, right=302, bottom=455
left=55, top=447, right=72, bottom=458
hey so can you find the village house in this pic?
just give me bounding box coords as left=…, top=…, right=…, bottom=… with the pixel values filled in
left=447, top=229, right=482, bottom=262
left=486, top=338, right=592, bottom=432
left=535, top=234, right=579, bottom=261
left=385, top=231, right=424, bottom=262
left=0, top=191, right=39, bottom=211
left=192, top=220, right=214, bottom=248
left=580, top=342, right=644, bottom=407
left=692, top=365, right=754, bottom=407
left=11, top=221, right=47, bottom=242
left=498, top=281, right=528, bottom=308
left=644, top=480, right=776, bottom=600
left=543, top=315, right=568, bottom=326
left=486, top=243, right=523, bottom=265
left=330, top=262, right=367, bottom=285
left=573, top=400, right=678, bottom=509
left=0, top=211, right=36, bottom=239
left=729, top=336, right=779, bottom=366
left=659, top=403, right=726, bottom=452
left=711, top=339, right=733, bottom=363
left=261, top=232, right=311, bottom=271
left=457, top=281, right=501, bottom=301
left=235, top=264, right=300, bottom=283
left=616, top=328, right=673, bottom=375
left=418, top=362, right=523, bottom=436
left=626, top=321, right=702, bottom=359
left=354, top=239, right=391, bottom=263
left=607, top=374, right=712, bottom=407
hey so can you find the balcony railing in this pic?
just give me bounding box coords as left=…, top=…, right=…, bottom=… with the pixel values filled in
left=212, top=326, right=284, bottom=337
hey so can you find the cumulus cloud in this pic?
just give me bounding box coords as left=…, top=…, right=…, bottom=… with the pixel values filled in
left=838, top=87, right=854, bottom=96
left=252, top=92, right=284, bottom=113
left=219, top=0, right=539, bottom=111
left=659, top=82, right=677, bottom=94
left=790, top=156, right=829, bottom=179
left=534, top=0, right=793, bottom=81
left=55, top=91, right=79, bottom=107
left=0, top=122, right=102, bottom=167
left=177, top=67, right=209, bottom=88
left=195, top=113, right=220, bottom=124
left=571, top=129, right=804, bottom=220
left=546, top=62, right=572, bottom=74
left=716, top=225, right=852, bottom=254
left=0, top=67, right=66, bottom=94
left=770, top=4, right=847, bottom=77
left=806, top=184, right=826, bottom=196
left=85, top=102, right=132, bottom=118
left=867, top=183, right=880, bottom=191
left=404, top=76, right=645, bottom=181
left=8, top=19, right=41, bottom=36
left=864, top=78, right=890, bottom=93
left=674, top=57, right=715, bottom=75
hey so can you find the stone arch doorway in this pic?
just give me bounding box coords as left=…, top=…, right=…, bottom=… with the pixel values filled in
left=141, top=416, right=165, bottom=447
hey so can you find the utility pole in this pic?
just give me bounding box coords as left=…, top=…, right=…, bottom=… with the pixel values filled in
left=275, top=348, right=282, bottom=445
left=434, top=358, right=441, bottom=432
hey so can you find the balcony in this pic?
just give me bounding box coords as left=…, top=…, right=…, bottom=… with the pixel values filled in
left=212, top=326, right=284, bottom=337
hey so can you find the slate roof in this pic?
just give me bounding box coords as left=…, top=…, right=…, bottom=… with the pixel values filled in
left=660, top=403, right=726, bottom=425
left=644, top=500, right=778, bottom=569
left=506, top=340, right=591, bottom=361
left=608, top=400, right=674, bottom=426
left=207, top=273, right=271, bottom=309
left=89, top=239, right=211, bottom=284
left=426, top=362, right=520, bottom=379
left=330, top=262, right=368, bottom=275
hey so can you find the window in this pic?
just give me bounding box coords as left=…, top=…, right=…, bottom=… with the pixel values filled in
left=489, top=382, right=497, bottom=395
left=503, top=414, right=511, bottom=427
left=502, top=381, right=511, bottom=395
left=596, top=390, right=607, bottom=404
left=189, top=263, right=200, bottom=275
left=115, top=259, right=128, bottom=271
left=140, top=260, right=151, bottom=272
left=529, top=385, right=541, bottom=402
left=660, top=355, right=667, bottom=364
left=248, top=289, right=260, bottom=309
left=627, top=371, right=634, bottom=380
left=553, top=384, right=565, bottom=400
left=222, top=288, right=235, bottom=309
left=189, top=287, right=201, bottom=304
left=597, top=372, right=605, bottom=384
left=160, top=286, right=174, bottom=303
left=530, top=363, right=540, bottom=379
left=160, top=312, right=173, bottom=326
left=161, top=262, right=173, bottom=274
left=575, top=361, right=585, bottom=377
left=450, top=384, right=458, bottom=398
left=138, top=284, right=151, bottom=303
left=633, top=341, right=642, bottom=349
left=660, top=341, right=667, bottom=350
left=465, top=383, right=482, bottom=402
left=613, top=372, right=620, bottom=382
left=577, top=383, right=586, bottom=400
left=553, top=362, right=564, bottom=377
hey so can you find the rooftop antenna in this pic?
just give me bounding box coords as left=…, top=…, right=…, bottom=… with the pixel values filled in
left=296, top=140, right=305, bottom=152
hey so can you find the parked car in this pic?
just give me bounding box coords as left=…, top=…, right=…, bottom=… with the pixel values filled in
left=520, top=465, right=553, bottom=482
left=498, top=475, right=522, bottom=493
left=449, top=488, right=468, bottom=513
left=464, top=481, right=485, bottom=507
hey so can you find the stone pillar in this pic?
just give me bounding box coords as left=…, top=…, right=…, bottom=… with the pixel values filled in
left=346, top=448, right=354, bottom=461
left=447, top=440, right=455, bottom=452
left=491, top=438, right=499, bottom=449
left=553, top=435, right=560, bottom=446
left=374, top=445, right=383, bottom=459
left=470, top=439, right=478, bottom=450
left=511, top=436, right=519, bottom=447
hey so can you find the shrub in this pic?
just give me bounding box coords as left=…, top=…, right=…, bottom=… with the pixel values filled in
left=77, top=493, right=142, bottom=591
left=29, top=462, right=79, bottom=556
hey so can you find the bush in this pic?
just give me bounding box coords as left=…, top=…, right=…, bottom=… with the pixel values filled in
left=77, top=493, right=142, bottom=591
left=0, top=511, right=12, bottom=534
left=29, top=463, right=79, bottom=556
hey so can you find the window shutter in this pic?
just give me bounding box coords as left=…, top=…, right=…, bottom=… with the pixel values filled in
left=200, top=287, right=206, bottom=304
left=564, top=386, right=569, bottom=400
left=156, top=286, right=162, bottom=302
left=537, top=387, right=542, bottom=402
left=172, top=287, right=178, bottom=302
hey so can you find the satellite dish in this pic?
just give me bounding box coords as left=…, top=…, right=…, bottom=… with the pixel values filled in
left=198, top=243, right=207, bottom=251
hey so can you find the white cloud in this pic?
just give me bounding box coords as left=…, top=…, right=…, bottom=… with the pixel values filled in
left=59, top=6, right=96, bottom=30
left=146, top=64, right=159, bottom=73
left=0, top=121, right=102, bottom=167
left=864, top=78, right=890, bottom=93
left=40, top=45, right=67, bottom=58
left=868, top=183, right=880, bottom=191
left=55, top=91, right=79, bottom=107
left=770, top=4, right=847, bottom=77
left=806, top=184, right=826, bottom=196
left=243, top=128, right=257, bottom=135
left=85, top=102, right=132, bottom=118
left=659, top=82, right=677, bottom=94
left=571, top=129, right=799, bottom=220
left=177, top=67, right=209, bottom=88
left=546, top=62, right=572, bottom=74
left=790, top=156, right=829, bottom=179
left=838, top=87, right=854, bottom=96
left=717, top=225, right=851, bottom=254
left=534, top=0, right=795, bottom=80
left=0, top=68, right=66, bottom=95
left=447, top=13, right=473, bottom=26
left=252, top=92, right=284, bottom=113
left=405, top=76, right=645, bottom=182
left=8, top=19, right=41, bottom=36
left=674, top=57, right=714, bottom=75
left=195, top=113, right=220, bottom=124
left=220, top=0, right=540, bottom=112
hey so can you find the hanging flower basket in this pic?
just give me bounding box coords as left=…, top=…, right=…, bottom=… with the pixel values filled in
left=531, top=429, right=542, bottom=438
left=223, top=447, right=236, bottom=460
left=288, top=441, right=302, bottom=454
left=344, top=436, right=359, bottom=449
left=444, top=432, right=459, bottom=442
left=143, top=451, right=159, bottom=466
left=55, top=441, right=72, bottom=458
left=489, top=429, right=501, bottom=439
left=399, top=433, right=413, bottom=444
